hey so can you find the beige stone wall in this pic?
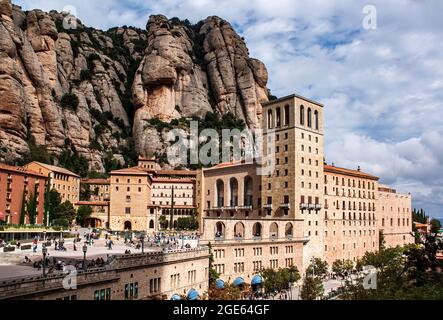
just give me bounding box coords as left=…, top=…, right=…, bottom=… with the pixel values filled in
left=83, top=182, right=110, bottom=201
left=25, top=162, right=80, bottom=204
left=109, top=173, right=151, bottom=231
left=262, top=95, right=325, bottom=269
left=378, top=186, right=413, bottom=248
left=1, top=249, right=209, bottom=300
left=151, top=181, right=195, bottom=207
left=323, top=169, right=379, bottom=265
left=203, top=239, right=304, bottom=283
left=199, top=161, right=307, bottom=279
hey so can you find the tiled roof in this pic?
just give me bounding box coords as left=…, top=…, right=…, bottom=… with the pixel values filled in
left=208, top=160, right=257, bottom=170
left=324, top=165, right=379, bottom=180
left=151, top=177, right=194, bottom=183
left=155, top=170, right=197, bottom=176
left=81, top=178, right=110, bottom=185
left=75, top=201, right=109, bottom=206
left=110, top=166, right=150, bottom=175
left=0, top=163, right=47, bottom=178
left=29, top=162, right=80, bottom=178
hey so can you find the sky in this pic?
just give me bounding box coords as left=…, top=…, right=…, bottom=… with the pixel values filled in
left=15, top=0, right=443, bottom=218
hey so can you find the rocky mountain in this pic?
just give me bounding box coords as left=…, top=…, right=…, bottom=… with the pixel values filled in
left=0, top=0, right=270, bottom=174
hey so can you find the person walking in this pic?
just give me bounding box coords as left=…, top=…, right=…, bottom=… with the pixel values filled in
left=32, top=239, right=38, bottom=253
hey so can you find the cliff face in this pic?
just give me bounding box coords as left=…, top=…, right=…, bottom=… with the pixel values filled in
left=0, top=1, right=269, bottom=171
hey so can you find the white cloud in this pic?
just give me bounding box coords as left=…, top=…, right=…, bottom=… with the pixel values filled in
left=13, top=0, right=443, bottom=217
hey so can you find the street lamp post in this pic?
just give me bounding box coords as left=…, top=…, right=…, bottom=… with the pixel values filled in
left=140, top=233, right=145, bottom=254
left=82, top=244, right=88, bottom=271
left=42, top=245, right=47, bottom=278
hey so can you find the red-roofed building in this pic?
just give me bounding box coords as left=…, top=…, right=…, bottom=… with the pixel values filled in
left=0, top=163, right=48, bottom=225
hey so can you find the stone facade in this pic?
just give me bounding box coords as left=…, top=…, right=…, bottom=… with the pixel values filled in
left=261, top=95, right=325, bottom=269
left=75, top=200, right=110, bottom=228
left=24, top=162, right=80, bottom=204
left=109, top=167, right=151, bottom=232
left=0, top=163, right=47, bottom=224
left=323, top=165, right=379, bottom=265
left=0, top=248, right=209, bottom=300
left=108, top=159, right=197, bottom=232
left=197, top=161, right=306, bottom=281
left=80, top=178, right=110, bottom=202
left=378, top=185, right=414, bottom=248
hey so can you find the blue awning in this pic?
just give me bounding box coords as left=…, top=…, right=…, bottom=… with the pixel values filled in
left=171, top=294, right=182, bottom=300
left=187, top=289, right=199, bottom=300
left=251, top=275, right=263, bottom=286
left=233, top=277, right=245, bottom=287
left=215, top=279, right=225, bottom=289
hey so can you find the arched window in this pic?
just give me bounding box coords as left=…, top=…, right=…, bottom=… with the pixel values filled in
left=253, top=223, right=262, bottom=238
left=284, top=105, right=290, bottom=126
left=244, top=176, right=253, bottom=207
left=270, top=223, right=279, bottom=239
left=267, top=109, right=273, bottom=129
left=307, top=108, right=312, bottom=128
left=149, top=220, right=154, bottom=229
left=215, top=222, right=225, bottom=238
left=229, top=178, right=239, bottom=207
left=234, top=222, right=245, bottom=239
left=314, top=110, right=319, bottom=130
left=300, top=105, right=305, bottom=125
left=276, top=107, right=281, bottom=127
left=285, top=223, right=293, bottom=238
left=216, top=180, right=224, bottom=208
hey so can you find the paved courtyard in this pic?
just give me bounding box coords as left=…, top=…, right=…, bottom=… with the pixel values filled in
left=0, top=237, right=165, bottom=281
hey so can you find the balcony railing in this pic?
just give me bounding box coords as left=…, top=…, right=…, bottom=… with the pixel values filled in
left=280, top=203, right=291, bottom=209
left=307, top=204, right=316, bottom=210
left=263, top=204, right=273, bottom=210
left=237, top=205, right=253, bottom=210
left=315, top=204, right=322, bottom=210
left=299, top=203, right=308, bottom=210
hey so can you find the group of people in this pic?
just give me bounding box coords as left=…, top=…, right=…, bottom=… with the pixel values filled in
left=31, top=254, right=109, bottom=274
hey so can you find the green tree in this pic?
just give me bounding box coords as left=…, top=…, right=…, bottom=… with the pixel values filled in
left=61, top=93, right=79, bottom=111
left=176, top=216, right=199, bottom=231
left=44, top=189, right=62, bottom=226
left=52, top=201, right=76, bottom=228
left=306, top=258, right=329, bottom=280
left=27, top=185, right=38, bottom=225
left=332, top=259, right=354, bottom=280
left=379, top=229, right=386, bottom=250
left=76, top=205, right=93, bottom=226
left=430, top=219, right=441, bottom=235
left=341, top=240, right=443, bottom=300
left=261, top=267, right=301, bottom=295
left=300, top=276, right=324, bottom=300
left=80, top=184, right=92, bottom=201
left=158, top=215, right=168, bottom=230
left=208, top=242, right=220, bottom=285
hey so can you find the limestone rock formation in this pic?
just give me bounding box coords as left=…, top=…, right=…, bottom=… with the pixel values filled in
left=0, top=2, right=270, bottom=171
left=0, top=1, right=147, bottom=171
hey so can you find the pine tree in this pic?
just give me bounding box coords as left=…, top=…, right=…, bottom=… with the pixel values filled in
left=28, top=185, right=38, bottom=225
